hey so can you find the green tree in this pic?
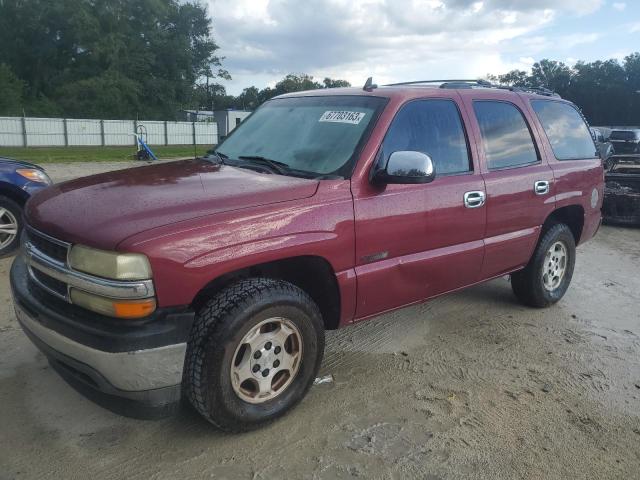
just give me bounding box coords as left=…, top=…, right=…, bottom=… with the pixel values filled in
left=273, top=74, right=322, bottom=96
left=488, top=69, right=531, bottom=87
left=570, top=59, right=628, bottom=125
left=230, top=74, right=351, bottom=110
left=322, top=77, right=351, bottom=88
left=0, top=64, right=24, bottom=116
left=0, top=0, right=226, bottom=119
left=486, top=54, right=640, bottom=125
left=236, top=87, right=261, bottom=110
left=529, top=59, right=573, bottom=96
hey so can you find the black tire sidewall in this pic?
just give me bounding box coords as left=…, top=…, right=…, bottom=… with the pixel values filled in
left=531, top=226, right=576, bottom=304
left=200, top=285, right=324, bottom=428
left=0, top=196, right=23, bottom=257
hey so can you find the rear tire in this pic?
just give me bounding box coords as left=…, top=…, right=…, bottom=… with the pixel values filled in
left=183, top=278, right=324, bottom=432
left=511, top=223, right=576, bottom=308
left=0, top=196, right=23, bottom=258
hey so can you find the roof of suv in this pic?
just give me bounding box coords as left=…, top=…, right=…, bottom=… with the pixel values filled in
left=275, top=80, right=564, bottom=104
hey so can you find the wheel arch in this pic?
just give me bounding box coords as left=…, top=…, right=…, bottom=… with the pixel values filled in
left=190, top=255, right=342, bottom=330
left=542, top=204, right=584, bottom=244
left=0, top=182, right=30, bottom=207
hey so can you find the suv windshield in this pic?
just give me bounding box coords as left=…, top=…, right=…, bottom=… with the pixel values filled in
left=216, top=95, right=387, bottom=178
left=610, top=130, right=639, bottom=141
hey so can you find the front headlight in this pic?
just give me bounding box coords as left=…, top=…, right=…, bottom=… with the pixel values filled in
left=70, top=289, right=156, bottom=319
left=68, top=245, right=153, bottom=280
left=16, top=168, right=52, bottom=184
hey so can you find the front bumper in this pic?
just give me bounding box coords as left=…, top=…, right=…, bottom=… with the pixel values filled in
left=11, top=256, right=194, bottom=418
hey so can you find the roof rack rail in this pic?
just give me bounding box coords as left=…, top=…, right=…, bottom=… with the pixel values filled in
left=383, top=79, right=560, bottom=97
left=384, top=79, right=492, bottom=87
left=504, top=85, right=559, bottom=97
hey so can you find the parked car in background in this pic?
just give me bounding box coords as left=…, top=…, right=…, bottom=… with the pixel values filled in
left=0, top=158, right=52, bottom=256
left=603, top=154, right=640, bottom=225
left=608, top=129, right=640, bottom=154
left=590, top=127, right=606, bottom=143
left=11, top=80, right=603, bottom=431
left=590, top=127, right=614, bottom=161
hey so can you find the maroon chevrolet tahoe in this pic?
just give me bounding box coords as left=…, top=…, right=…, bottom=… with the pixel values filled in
left=11, top=80, right=603, bottom=431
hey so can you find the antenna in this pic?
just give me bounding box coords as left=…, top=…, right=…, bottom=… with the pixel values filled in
left=363, top=77, right=377, bottom=92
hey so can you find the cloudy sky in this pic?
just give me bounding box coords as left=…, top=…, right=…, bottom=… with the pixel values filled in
left=208, top=0, right=639, bottom=95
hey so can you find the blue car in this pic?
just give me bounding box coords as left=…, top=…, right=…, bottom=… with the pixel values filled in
left=0, top=157, right=52, bottom=256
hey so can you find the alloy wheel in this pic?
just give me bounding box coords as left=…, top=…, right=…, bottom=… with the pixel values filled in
left=0, top=207, right=18, bottom=250
left=542, top=240, right=568, bottom=291
left=230, top=317, right=303, bottom=404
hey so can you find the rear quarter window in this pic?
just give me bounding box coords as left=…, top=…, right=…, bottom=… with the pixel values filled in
left=531, top=100, right=598, bottom=160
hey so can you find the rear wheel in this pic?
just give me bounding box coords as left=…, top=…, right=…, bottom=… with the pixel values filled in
left=183, top=278, right=324, bottom=431
left=0, top=196, right=23, bottom=257
left=511, top=223, right=576, bottom=308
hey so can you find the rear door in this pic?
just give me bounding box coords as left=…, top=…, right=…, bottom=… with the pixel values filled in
left=527, top=99, right=603, bottom=241
left=352, top=96, right=486, bottom=319
left=460, top=93, right=555, bottom=278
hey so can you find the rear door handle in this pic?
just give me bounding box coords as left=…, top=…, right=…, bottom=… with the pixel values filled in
left=534, top=180, right=550, bottom=195
left=463, top=191, right=486, bottom=208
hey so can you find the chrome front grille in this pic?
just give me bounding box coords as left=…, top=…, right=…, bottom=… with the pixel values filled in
left=31, top=268, right=68, bottom=297
left=25, top=227, right=70, bottom=265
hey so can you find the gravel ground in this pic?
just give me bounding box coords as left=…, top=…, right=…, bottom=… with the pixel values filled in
left=1, top=162, right=639, bottom=479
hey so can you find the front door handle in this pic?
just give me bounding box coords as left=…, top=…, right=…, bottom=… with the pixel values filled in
left=534, top=180, right=550, bottom=195
left=464, top=191, right=486, bottom=208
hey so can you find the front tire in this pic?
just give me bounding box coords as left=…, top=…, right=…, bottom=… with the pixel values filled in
left=183, top=278, right=325, bottom=432
left=0, top=196, right=23, bottom=258
left=511, top=223, right=576, bottom=308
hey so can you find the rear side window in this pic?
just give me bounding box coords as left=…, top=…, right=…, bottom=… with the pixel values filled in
left=531, top=100, right=597, bottom=160
left=381, top=99, right=471, bottom=176
left=473, top=101, right=539, bottom=170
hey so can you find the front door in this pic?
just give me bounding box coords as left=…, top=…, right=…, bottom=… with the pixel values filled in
left=352, top=97, right=486, bottom=319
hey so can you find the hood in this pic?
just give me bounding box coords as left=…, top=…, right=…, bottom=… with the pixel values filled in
left=25, top=159, right=319, bottom=250
left=0, top=157, right=43, bottom=170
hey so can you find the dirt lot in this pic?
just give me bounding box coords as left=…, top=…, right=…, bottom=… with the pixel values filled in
left=1, top=161, right=639, bottom=479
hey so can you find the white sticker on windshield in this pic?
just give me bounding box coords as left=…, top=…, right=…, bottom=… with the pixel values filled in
left=319, top=111, right=366, bottom=125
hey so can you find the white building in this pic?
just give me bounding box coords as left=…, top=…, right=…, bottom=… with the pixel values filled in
left=214, top=110, right=252, bottom=139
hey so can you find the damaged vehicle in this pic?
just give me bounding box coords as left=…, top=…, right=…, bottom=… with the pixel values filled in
left=590, top=127, right=614, bottom=161
left=608, top=129, right=640, bottom=154
left=603, top=155, right=640, bottom=225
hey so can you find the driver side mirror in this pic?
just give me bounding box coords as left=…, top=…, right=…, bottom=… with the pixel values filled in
left=372, top=151, right=436, bottom=185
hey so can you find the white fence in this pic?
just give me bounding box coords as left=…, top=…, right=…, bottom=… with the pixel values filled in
left=0, top=116, right=218, bottom=147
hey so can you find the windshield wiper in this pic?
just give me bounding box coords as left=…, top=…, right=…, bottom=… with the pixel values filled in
left=238, top=155, right=290, bottom=175
left=203, top=151, right=227, bottom=165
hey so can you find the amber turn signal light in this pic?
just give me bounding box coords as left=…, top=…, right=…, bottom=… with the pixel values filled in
left=113, top=299, right=157, bottom=319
